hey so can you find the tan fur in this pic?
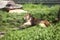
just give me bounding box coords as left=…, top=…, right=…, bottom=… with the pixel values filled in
left=39, top=20, right=50, bottom=27
left=21, top=13, right=50, bottom=28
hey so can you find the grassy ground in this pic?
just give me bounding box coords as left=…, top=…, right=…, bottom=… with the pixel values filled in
left=0, top=4, right=60, bottom=40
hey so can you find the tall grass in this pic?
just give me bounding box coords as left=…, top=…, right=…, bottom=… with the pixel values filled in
left=0, top=4, right=60, bottom=40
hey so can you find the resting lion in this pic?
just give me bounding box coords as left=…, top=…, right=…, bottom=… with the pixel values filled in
left=20, top=13, right=50, bottom=28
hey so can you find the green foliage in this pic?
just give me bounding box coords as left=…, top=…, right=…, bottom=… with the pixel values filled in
left=24, top=4, right=60, bottom=22
left=0, top=4, right=60, bottom=40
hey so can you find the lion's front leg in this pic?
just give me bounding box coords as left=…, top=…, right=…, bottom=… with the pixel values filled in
left=20, top=21, right=32, bottom=28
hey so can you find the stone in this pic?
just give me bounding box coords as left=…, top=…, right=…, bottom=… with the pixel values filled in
left=9, top=9, right=27, bottom=13
left=0, top=1, right=23, bottom=9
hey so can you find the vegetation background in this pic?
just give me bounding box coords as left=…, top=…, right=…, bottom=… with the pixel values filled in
left=0, top=4, right=60, bottom=40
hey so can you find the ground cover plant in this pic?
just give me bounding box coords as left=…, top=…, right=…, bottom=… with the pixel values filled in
left=0, top=4, right=60, bottom=40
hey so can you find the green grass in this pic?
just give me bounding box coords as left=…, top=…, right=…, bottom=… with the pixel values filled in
left=0, top=4, right=60, bottom=40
